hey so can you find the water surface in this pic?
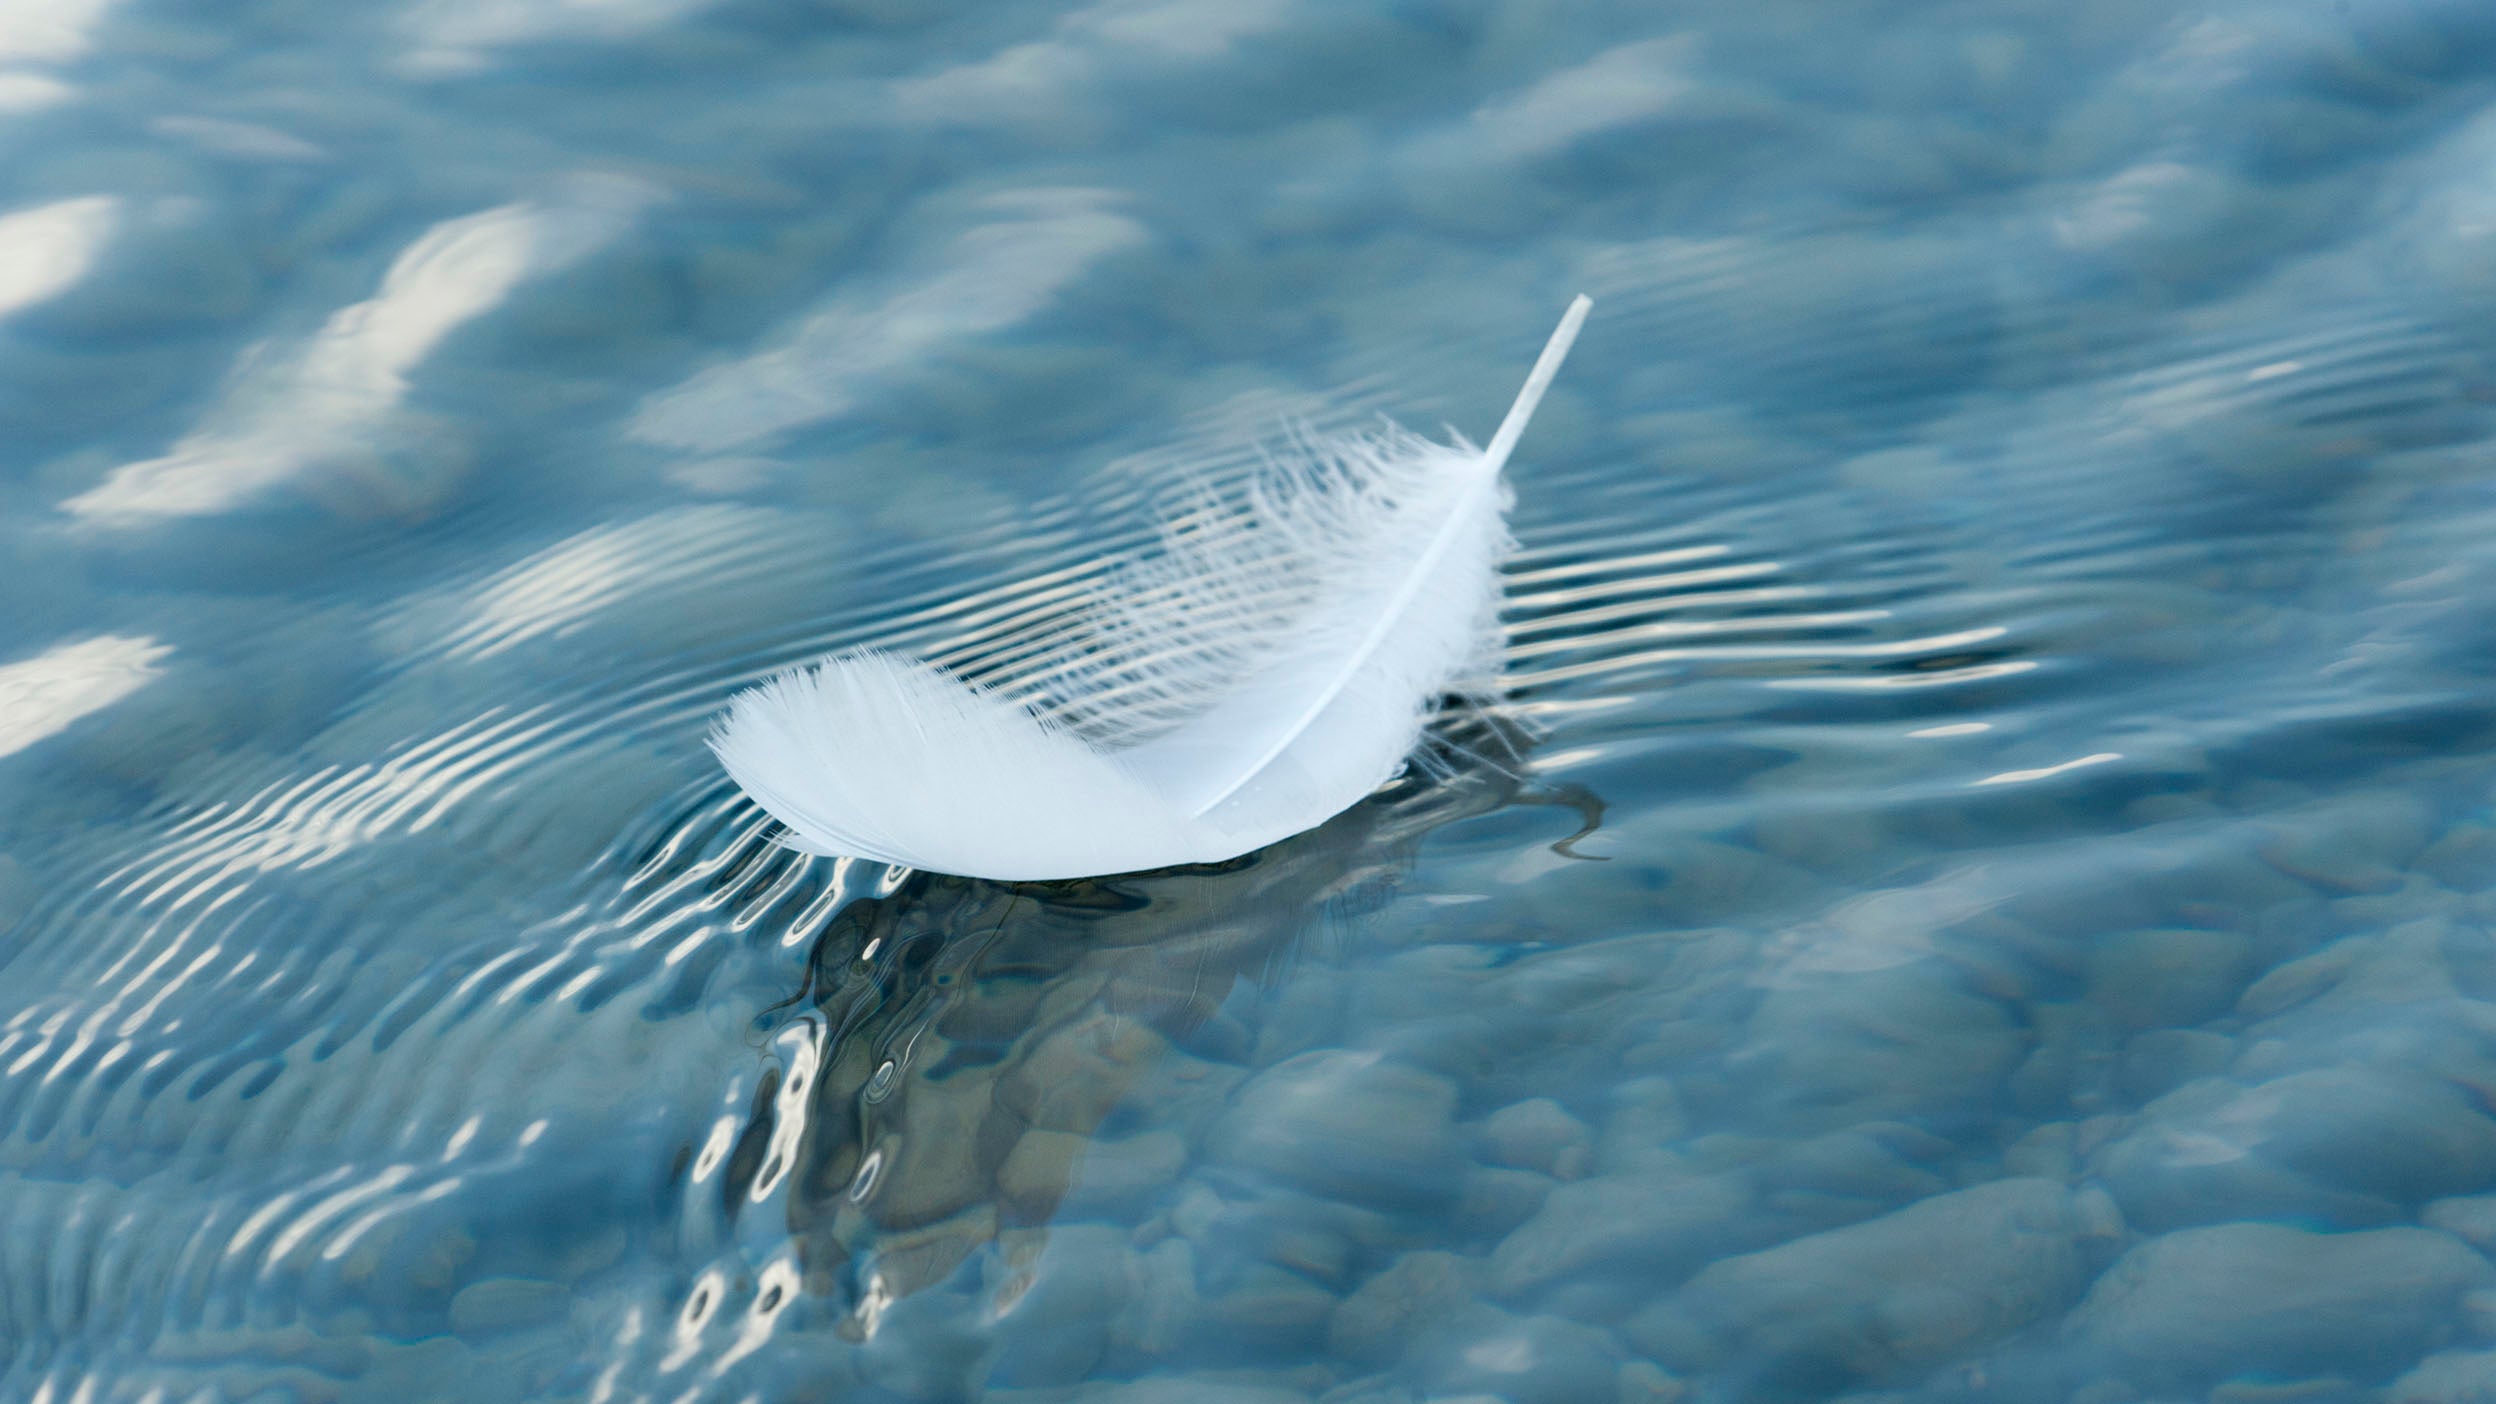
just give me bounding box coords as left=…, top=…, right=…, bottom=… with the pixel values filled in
left=7, top=1, right=2496, bottom=1400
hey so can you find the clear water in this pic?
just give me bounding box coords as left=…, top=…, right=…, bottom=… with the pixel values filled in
left=6, top=1, right=2496, bottom=1400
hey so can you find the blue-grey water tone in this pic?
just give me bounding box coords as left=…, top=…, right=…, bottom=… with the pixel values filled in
left=5, top=1, right=2496, bottom=1400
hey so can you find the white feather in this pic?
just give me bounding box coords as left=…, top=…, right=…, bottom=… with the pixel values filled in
left=711, top=296, right=1591, bottom=880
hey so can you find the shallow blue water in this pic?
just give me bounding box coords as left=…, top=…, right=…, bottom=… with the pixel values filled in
left=7, top=1, right=2496, bottom=1400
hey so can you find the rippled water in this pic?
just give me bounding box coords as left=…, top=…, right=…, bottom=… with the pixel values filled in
left=7, top=1, right=2496, bottom=1400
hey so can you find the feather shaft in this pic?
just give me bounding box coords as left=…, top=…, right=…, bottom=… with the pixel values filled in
left=1485, top=294, right=1592, bottom=473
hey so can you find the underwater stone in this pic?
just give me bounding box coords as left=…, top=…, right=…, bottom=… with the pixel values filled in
left=859, top=1271, right=997, bottom=1399
left=1123, top=1054, right=1250, bottom=1150
left=1634, top=835, right=1833, bottom=929
left=1051, top=1129, right=1189, bottom=1221
left=1358, top=944, right=1558, bottom=1088
left=2094, top=1068, right=2496, bottom=1231
left=985, top=1223, right=1128, bottom=1386
left=998, top=1129, right=1094, bottom=1224
left=2390, top=1349, right=2496, bottom=1404
left=1111, top=1236, right=1202, bottom=1360
left=2237, top=937, right=2373, bottom=1018
left=1478, top=1097, right=1595, bottom=1180
left=2044, top=160, right=2286, bottom=294
left=869, top=1067, right=1011, bottom=1232
left=2084, top=926, right=2255, bottom=1031
left=1489, top=1171, right=1754, bottom=1299
left=2067, top=1223, right=2494, bottom=1389
left=2284, top=916, right=2482, bottom=1018
left=2435, top=1197, right=2496, bottom=1257
left=1454, top=1166, right=1557, bottom=1240
left=1746, top=805, right=1897, bottom=884
left=1179, top=1007, right=1255, bottom=1066
left=2420, top=826, right=2496, bottom=894
left=2244, top=1069, right=2496, bottom=1202
left=2255, top=791, right=2434, bottom=895
left=2002, top=1122, right=2079, bottom=1181
left=1623, top=1178, right=2103, bottom=1392
left=1410, top=1303, right=1626, bottom=1404
left=1190, top=1262, right=1338, bottom=1358
left=1328, top=1249, right=1480, bottom=1366
left=1742, top=1124, right=1956, bottom=1231
left=1160, top=1179, right=1380, bottom=1289
left=1726, top=964, right=2024, bottom=1135
left=1594, top=1077, right=1692, bottom=1176
left=446, top=1276, right=570, bottom=1337
left=1209, top=1050, right=1460, bottom=1211
left=1246, top=974, right=1350, bottom=1069
left=1617, top=1358, right=1690, bottom=1404
left=997, top=1008, right=1174, bottom=1135
left=2113, top=1026, right=2237, bottom=1103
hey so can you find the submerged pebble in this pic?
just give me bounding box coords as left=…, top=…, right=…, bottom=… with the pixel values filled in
left=1209, top=1051, right=1463, bottom=1212
left=1626, top=1178, right=2110, bottom=1395
left=2389, top=1349, right=2496, bottom=1404
left=2093, top=1067, right=2496, bottom=1231
left=2066, top=1223, right=2494, bottom=1389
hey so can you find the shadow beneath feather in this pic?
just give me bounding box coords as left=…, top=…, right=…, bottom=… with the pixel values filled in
left=712, top=711, right=1601, bottom=1330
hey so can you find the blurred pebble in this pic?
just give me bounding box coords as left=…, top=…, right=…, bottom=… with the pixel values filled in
left=1726, top=965, right=2024, bottom=1134
left=1191, top=1262, right=1338, bottom=1359
left=1209, top=1051, right=1461, bottom=1213
left=1454, top=1166, right=1556, bottom=1240
left=446, top=1276, right=570, bottom=1337
left=2113, top=1027, right=2236, bottom=1102
left=2094, top=1067, right=2496, bottom=1231
left=1048, top=1130, right=1189, bottom=1221
left=1408, top=1303, right=1624, bottom=1404
left=1592, top=1077, right=1690, bottom=1176
left=987, top=1223, right=1129, bottom=1386
left=2256, top=791, right=2435, bottom=895
left=1476, top=1097, right=1594, bottom=1180
left=2430, top=1199, right=2496, bottom=1257
left=1328, top=1250, right=1479, bottom=1367
left=1489, top=1172, right=1754, bottom=1300
left=2390, top=1349, right=2496, bottom=1404
left=2419, top=826, right=2496, bottom=893
left=2066, top=1223, right=2494, bottom=1389
left=2085, top=926, right=2255, bottom=1030
left=1625, top=1178, right=2111, bottom=1394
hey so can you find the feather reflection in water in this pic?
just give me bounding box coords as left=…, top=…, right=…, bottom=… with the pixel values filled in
left=678, top=713, right=1595, bottom=1369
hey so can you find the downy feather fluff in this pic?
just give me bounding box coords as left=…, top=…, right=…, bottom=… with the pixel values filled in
left=711, top=295, right=1591, bottom=880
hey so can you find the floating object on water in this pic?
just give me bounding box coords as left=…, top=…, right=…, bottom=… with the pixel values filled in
left=711, top=296, right=1591, bottom=881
